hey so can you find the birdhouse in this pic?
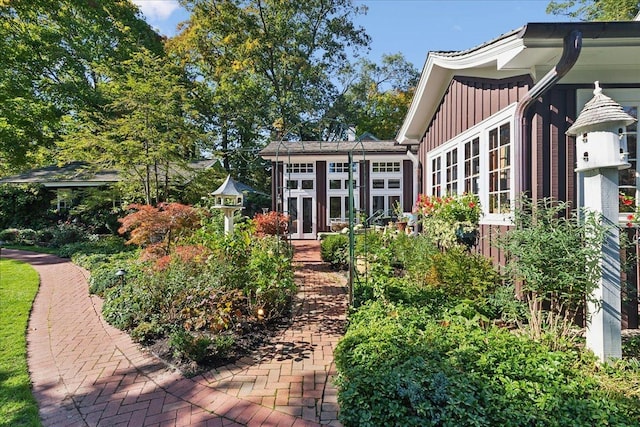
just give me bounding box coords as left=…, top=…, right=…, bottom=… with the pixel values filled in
left=212, top=175, right=244, bottom=208
left=567, top=82, right=636, bottom=172
left=211, top=175, right=244, bottom=234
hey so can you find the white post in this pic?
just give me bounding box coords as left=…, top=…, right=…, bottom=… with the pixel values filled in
left=583, top=168, right=622, bottom=361
left=223, top=210, right=235, bottom=235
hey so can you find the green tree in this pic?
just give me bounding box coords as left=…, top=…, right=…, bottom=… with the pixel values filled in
left=170, top=0, right=369, bottom=189
left=547, top=0, right=639, bottom=21
left=330, top=53, right=419, bottom=140
left=0, top=0, right=162, bottom=173
left=59, top=49, right=201, bottom=205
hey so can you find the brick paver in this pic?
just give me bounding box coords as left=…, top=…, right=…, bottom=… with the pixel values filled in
left=5, top=239, right=345, bottom=426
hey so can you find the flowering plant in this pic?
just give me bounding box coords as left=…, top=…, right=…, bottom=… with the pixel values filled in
left=620, top=193, right=636, bottom=213
left=414, top=193, right=482, bottom=225
left=414, top=193, right=482, bottom=249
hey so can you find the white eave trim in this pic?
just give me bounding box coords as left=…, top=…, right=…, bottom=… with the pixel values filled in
left=397, top=34, right=525, bottom=145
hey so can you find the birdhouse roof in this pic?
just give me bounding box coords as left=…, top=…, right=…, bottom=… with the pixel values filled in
left=567, top=82, right=637, bottom=136
left=212, top=175, right=243, bottom=196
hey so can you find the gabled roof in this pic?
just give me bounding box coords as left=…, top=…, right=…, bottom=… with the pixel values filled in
left=0, top=159, right=218, bottom=188
left=397, top=21, right=640, bottom=145
left=259, top=139, right=414, bottom=158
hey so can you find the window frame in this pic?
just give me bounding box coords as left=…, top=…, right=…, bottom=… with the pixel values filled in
left=425, top=103, right=516, bottom=225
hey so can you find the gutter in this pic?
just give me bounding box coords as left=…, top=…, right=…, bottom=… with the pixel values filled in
left=514, top=29, right=582, bottom=197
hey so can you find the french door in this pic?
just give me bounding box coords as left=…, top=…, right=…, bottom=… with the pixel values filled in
left=287, top=195, right=315, bottom=239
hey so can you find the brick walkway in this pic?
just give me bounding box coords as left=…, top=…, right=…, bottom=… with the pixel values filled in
left=6, top=240, right=347, bottom=426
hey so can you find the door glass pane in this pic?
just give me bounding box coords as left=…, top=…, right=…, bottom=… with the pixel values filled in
left=373, top=196, right=385, bottom=213
left=302, top=197, right=313, bottom=234
left=330, top=197, right=341, bottom=220
left=288, top=197, right=298, bottom=233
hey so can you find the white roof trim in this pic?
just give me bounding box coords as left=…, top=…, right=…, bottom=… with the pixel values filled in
left=396, top=32, right=524, bottom=145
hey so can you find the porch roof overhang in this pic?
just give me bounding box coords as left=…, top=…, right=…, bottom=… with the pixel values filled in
left=396, top=21, right=640, bottom=145
left=259, top=140, right=417, bottom=160
left=0, top=159, right=219, bottom=189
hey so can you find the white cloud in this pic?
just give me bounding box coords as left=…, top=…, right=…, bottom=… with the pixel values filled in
left=132, top=0, right=180, bottom=21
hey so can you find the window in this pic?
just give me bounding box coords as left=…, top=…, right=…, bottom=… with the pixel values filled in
left=286, top=180, right=298, bottom=189
left=372, top=162, right=400, bottom=173
left=330, top=197, right=342, bottom=219
left=372, top=179, right=385, bottom=189
left=431, top=157, right=441, bottom=196
left=329, top=162, right=357, bottom=173
left=488, top=123, right=511, bottom=214
left=388, top=179, right=401, bottom=189
left=344, top=179, right=356, bottom=189
left=464, top=137, right=480, bottom=194
left=329, top=179, right=341, bottom=189
left=301, top=180, right=314, bottom=189
left=619, top=106, right=638, bottom=212
left=445, top=148, right=458, bottom=194
left=425, top=103, right=516, bottom=224
left=286, top=163, right=314, bottom=174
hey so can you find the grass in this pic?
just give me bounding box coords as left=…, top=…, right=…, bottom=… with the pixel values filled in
left=0, top=258, right=41, bottom=427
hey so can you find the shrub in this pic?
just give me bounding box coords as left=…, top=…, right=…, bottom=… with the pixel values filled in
left=497, top=197, right=608, bottom=346
left=253, top=211, right=289, bottom=236
left=335, top=302, right=640, bottom=427
left=118, top=203, right=205, bottom=258
left=0, top=228, right=20, bottom=243
left=46, top=223, right=88, bottom=248
left=168, top=330, right=212, bottom=363
left=321, top=234, right=348, bottom=270
left=246, top=236, right=295, bottom=318
left=421, top=246, right=500, bottom=302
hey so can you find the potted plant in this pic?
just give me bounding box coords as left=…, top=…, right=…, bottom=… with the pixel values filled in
left=414, top=193, right=481, bottom=249
left=393, top=201, right=408, bottom=231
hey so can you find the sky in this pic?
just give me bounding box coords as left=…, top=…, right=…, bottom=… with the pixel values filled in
left=131, top=0, right=572, bottom=69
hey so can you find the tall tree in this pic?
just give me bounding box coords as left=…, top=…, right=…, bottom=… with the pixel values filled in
left=59, top=49, right=201, bottom=205
left=0, top=0, right=162, bottom=173
left=329, top=53, right=419, bottom=140
left=547, top=0, right=639, bottom=21
left=169, top=0, right=369, bottom=189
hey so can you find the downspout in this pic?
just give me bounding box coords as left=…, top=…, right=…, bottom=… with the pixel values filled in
left=514, top=29, right=582, bottom=197
left=406, top=148, right=420, bottom=205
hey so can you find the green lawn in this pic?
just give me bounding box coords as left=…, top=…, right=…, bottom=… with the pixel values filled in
left=0, top=258, right=41, bottom=427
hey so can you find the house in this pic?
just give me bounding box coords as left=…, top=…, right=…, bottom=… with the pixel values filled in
left=396, top=21, right=640, bottom=327
left=0, top=159, right=219, bottom=210
left=259, top=136, right=419, bottom=239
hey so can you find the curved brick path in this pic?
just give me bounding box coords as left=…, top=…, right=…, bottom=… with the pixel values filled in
left=6, top=240, right=346, bottom=426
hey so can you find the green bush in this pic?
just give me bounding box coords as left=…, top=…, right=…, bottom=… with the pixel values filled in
left=169, top=330, right=213, bottom=363
left=58, top=235, right=129, bottom=259
left=0, top=228, right=19, bottom=242
left=335, top=302, right=640, bottom=427
left=321, top=234, right=348, bottom=269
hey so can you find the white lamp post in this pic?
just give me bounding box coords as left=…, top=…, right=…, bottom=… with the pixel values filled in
left=566, top=81, right=637, bottom=362
left=211, top=175, right=244, bottom=234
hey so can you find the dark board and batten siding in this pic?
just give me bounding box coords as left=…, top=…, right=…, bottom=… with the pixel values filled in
left=316, top=161, right=327, bottom=233
left=421, top=75, right=533, bottom=154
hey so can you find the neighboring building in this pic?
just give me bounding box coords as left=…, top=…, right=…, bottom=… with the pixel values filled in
left=0, top=159, right=219, bottom=210
left=396, top=21, right=640, bottom=327
left=259, top=137, right=419, bottom=239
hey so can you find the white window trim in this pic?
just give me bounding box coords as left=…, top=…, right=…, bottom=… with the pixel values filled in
left=370, top=157, right=404, bottom=213
left=425, top=103, right=517, bottom=225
